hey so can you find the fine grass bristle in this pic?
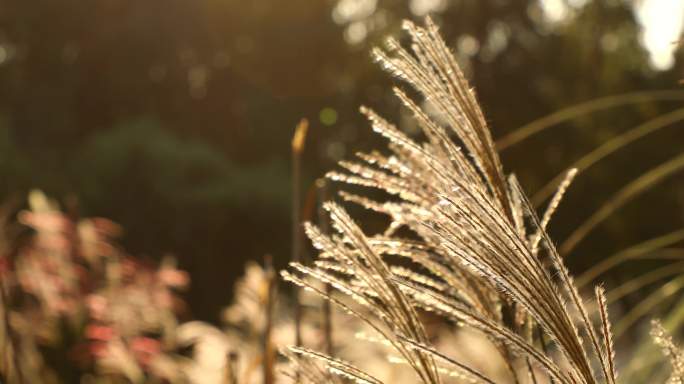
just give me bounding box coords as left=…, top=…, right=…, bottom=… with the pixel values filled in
left=283, top=16, right=624, bottom=384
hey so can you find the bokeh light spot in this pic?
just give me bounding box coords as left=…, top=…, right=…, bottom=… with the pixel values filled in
left=319, top=107, right=338, bottom=126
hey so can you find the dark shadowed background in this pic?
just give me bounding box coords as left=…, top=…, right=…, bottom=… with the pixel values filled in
left=0, top=0, right=682, bottom=322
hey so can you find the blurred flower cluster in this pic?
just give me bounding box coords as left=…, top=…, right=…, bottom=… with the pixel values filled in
left=0, top=191, right=342, bottom=383
left=0, top=191, right=208, bottom=383
left=0, top=191, right=195, bottom=382
left=0, top=191, right=512, bottom=384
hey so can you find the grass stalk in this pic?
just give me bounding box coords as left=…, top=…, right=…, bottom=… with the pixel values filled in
left=291, top=119, right=308, bottom=383
left=532, top=107, right=684, bottom=206
left=263, top=255, right=276, bottom=384
left=316, top=178, right=334, bottom=357
left=577, top=228, right=684, bottom=286
left=560, top=152, right=684, bottom=256
left=496, top=90, right=684, bottom=151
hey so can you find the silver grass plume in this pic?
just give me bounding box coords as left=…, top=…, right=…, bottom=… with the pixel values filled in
left=651, top=320, right=684, bottom=384
left=283, top=17, right=617, bottom=384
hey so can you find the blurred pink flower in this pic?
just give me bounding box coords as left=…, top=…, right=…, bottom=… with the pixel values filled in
left=87, top=295, right=108, bottom=320
left=130, top=337, right=161, bottom=366
left=86, top=324, right=116, bottom=341
left=0, top=255, right=11, bottom=276
left=90, top=218, right=122, bottom=237
left=88, top=341, right=109, bottom=359
left=158, top=268, right=189, bottom=288
left=18, top=211, right=70, bottom=232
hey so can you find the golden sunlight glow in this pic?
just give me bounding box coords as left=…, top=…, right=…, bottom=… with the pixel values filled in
left=636, top=0, right=684, bottom=70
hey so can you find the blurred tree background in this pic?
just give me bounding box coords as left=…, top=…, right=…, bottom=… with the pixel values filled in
left=0, top=0, right=682, bottom=322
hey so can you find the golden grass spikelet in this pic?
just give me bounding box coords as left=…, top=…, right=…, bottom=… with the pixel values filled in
left=651, top=320, right=684, bottom=384
left=283, top=17, right=623, bottom=384
left=595, top=286, right=617, bottom=384
left=284, top=346, right=381, bottom=384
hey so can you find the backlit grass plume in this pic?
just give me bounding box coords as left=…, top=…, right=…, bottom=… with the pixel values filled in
left=282, top=17, right=618, bottom=384
left=650, top=320, right=684, bottom=383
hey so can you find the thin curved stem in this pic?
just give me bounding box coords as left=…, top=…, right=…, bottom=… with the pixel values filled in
left=560, top=152, right=684, bottom=256
left=532, top=107, right=684, bottom=206
left=577, top=228, right=684, bottom=286
left=613, top=275, right=684, bottom=338
left=496, top=90, right=684, bottom=151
